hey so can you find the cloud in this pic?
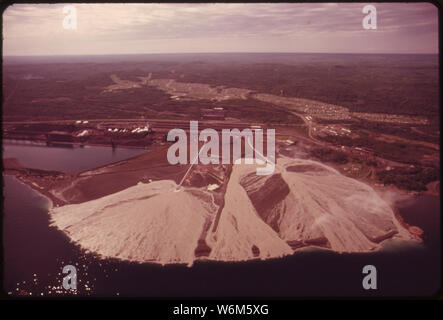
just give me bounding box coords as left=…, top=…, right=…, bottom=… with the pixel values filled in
left=2, top=3, right=438, bottom=55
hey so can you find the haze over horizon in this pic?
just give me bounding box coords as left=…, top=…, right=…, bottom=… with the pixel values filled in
left=3, top=3, right=438, bottom=56
left=3, top=51, right=440, bottom=58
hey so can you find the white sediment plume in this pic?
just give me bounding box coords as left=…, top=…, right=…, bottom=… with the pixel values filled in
left=49, top=156, right=413, bottom=266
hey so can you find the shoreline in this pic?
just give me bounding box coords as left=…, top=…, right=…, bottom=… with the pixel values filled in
left=3, top=137, right=152, bottom=150
left=3, top=164, right=429, bottom=267
left=3, top=141, right=437, bottom=267
left=4, top=174, right=54, bottom=209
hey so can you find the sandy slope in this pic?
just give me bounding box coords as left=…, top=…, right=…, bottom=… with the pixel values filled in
left=49, top=156, right=413, bottom=266
left=276, top=157, right=411, bottom=251
left=50, top=180, right=216, bottom=266
left=206, top=161, right=293, bottom=261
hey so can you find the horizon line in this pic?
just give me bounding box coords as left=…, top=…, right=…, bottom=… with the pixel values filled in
left=3, top=51, right=439, bottom=57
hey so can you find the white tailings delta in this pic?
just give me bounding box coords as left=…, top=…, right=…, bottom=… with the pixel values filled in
left=49, top=155, right=413, bottom=267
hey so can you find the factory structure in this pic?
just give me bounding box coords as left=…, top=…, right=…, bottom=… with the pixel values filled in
left=31, top=120, right=154, bottom=147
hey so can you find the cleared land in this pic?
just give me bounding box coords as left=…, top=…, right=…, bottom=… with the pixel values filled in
left=2, top=53, right=439, bottom=265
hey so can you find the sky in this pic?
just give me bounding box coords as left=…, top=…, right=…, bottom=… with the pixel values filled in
left=2, top=3, right=439, bottom=56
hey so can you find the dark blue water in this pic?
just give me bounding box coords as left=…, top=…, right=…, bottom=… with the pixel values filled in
left=2, top=143, right=440, bottom=297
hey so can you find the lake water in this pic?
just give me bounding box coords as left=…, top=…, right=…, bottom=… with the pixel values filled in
left=2, top=139, right=148, bottom=172
left=396, top=195, right=440, bottom=251
left=2, top=142, right=440, bottom=297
